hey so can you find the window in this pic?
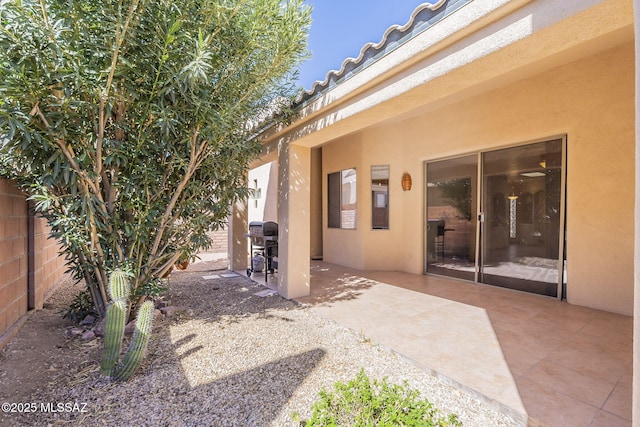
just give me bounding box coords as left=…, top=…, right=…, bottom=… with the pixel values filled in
left=371, top=165, right=389, bottom=229
left=328, top=168, right=357, bottom=229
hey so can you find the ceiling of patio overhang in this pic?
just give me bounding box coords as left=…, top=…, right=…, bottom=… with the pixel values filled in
left=252, top=0, right=632, bottom=160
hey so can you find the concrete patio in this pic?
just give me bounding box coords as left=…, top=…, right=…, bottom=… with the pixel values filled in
left=284, top=262, right=632, bottom=426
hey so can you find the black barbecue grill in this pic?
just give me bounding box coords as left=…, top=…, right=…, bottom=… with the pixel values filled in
left=246, top=221, right=278, bottom=280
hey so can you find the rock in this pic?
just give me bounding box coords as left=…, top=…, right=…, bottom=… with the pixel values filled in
left=93, top=319, right=106, bottom=337
left=68, top=327, right=84, bottom=337
left=155, top=299, right=169, bottom=309
left=81, top=330, right=95, bottom=340
left=160, top=306, right=184, bottom=318
left=124, top=320, right=136, bottom=335
left=80, top=314, right=96, bottom=326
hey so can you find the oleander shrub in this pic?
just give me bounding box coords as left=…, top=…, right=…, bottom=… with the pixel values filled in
left=0, top=0, right=311, bottom=318
left=300, top=369, right=461, bottom=426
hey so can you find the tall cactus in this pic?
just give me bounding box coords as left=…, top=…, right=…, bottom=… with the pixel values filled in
left=114, top=301, right=155, bottom=381
left=100, top=269, right=155, bottom=381
left=100, top=299, right=127, bottom=376
left=100, top=270, right=130, bottom=376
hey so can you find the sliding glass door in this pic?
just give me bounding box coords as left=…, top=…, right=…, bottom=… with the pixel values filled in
left=425, top=138, right=566, bottom=298
left=425, top=155, right=478, bottom=281
left=480, top=139, right=564, bottom=297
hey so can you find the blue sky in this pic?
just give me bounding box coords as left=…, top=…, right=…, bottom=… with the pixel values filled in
left=296, top=1, right=425, bottom=91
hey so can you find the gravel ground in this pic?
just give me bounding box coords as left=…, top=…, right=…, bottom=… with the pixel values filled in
left=0, top=267, right=519, bottom=426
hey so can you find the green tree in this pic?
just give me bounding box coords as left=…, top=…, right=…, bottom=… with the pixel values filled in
left=437, top=178, right=472, bottom=221
left=0, top=0, right=310, bottom=316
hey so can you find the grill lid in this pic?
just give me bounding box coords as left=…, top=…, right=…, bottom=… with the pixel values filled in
left=249, top=221, right=278, bottom=237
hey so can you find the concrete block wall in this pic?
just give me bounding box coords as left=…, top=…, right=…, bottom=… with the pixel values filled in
left=0, top=178, right=66, bottom=339
left=0, top=179, right=29, bottom=338
left=207, top=228, right=228, bottom=253
left=32, top=215, right=66, bottom=309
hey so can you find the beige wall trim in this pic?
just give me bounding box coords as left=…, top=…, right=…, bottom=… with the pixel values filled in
left=632, top=0, right=639, bottom=424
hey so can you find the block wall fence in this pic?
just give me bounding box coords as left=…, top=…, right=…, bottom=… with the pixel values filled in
left=207, top=229, right=228, bottom=253
left=1, top=178, right=230, bottom=344
left=0, top=178, right=66, bottom=344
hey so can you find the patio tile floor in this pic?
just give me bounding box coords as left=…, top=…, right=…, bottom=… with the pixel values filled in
left=289, top=262, right=633, bottom=427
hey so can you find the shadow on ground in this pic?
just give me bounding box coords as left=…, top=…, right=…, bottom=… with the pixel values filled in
left=1, top=267, right=329, bottom=426
left=295, top=263, right=379, bottom=306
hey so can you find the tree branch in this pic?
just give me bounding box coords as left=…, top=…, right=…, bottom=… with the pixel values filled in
left=97, top=0, right=141, bottom=182
left=149, top=128, right=205, bottom=256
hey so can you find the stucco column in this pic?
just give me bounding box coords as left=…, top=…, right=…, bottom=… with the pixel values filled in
left=228, top=199, right=248, bottom=271
left=634, top=0, right=639, bottom=424
left=277, top=142, right=311, bottom=299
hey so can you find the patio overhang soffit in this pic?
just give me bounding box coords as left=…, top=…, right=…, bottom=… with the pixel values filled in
left=257, top=0, right=633, bottom=153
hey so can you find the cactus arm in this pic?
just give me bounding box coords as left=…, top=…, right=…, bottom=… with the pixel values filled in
left=100, top=298, right=127, bottom=376
left=108, top=269, right=131, bottom=301
left=114, top=300, right=155, bottom=381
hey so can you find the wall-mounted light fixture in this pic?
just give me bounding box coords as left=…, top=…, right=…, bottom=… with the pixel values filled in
left=250, top=179, right=262, bottom=200
left=401, top=173, right=412, bottom=191
left=249, top=188, right=262, bottom=200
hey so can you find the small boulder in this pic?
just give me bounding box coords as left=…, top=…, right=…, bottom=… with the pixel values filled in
left=68, top=327, right=84, bottom=337
left=124, top=320, right=136, bottom=335
left=93, top=319, right=106, bottom=337
left=160, top=306, right=184, bottom=318
left=81, top=330, right=95, bottom=340
left=79, top=314, right=96, bottom=326
left=155, top=300, right=169, bottom=309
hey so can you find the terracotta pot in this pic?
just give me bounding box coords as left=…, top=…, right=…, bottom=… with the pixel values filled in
left=162, top=266, right=174, bottom=278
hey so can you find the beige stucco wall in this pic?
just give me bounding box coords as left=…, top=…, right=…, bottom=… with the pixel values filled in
left=310, top=148, right=323, bottom=260
left=323, top=42, right=634, bottom=315
left=246, top=153, right=323, bottom=260
left=248, top=161, right=278, bottom=224
left=276, top=144, right=312, bottom=298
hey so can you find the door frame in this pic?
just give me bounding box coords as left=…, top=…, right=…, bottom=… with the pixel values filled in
left=424, top=135, right=567, bottom=300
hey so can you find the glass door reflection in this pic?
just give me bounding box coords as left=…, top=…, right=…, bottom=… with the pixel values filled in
left=425, top=155, right=478, bottom=281
left=480, top=139, right=564, bottom=297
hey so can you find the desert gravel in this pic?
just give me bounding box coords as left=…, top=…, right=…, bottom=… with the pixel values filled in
left=1, top=267, right=519, bottom=426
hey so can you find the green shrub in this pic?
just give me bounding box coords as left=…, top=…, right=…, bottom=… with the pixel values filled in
left=300, top=369, right=461, bottom=426
left=132, top=277, right=167, bottom=300
left=62, top=290, right=96, bottom=324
